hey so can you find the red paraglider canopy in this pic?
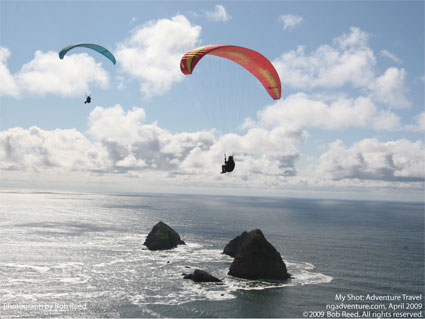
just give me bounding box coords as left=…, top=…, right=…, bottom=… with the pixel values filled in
left=180, top=45, right=281, bottom=100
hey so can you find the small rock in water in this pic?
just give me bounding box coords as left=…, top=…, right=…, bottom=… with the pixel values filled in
left=182, top=269, right=222, bottom=283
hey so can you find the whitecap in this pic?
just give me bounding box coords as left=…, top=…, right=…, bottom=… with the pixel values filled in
left=58, top=276, right=89, bottom=284
left=0, top=263, right=50, bottom=273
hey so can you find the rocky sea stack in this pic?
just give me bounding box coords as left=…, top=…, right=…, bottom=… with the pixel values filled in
left=225, top=229, right=290, bottom=280
left=144, top=221, right=185, bottom=251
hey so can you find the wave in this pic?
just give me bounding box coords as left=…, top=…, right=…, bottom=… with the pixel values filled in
left=1, top=237, right=332, bottom=308
left=0, top=263, right=50, bottom=273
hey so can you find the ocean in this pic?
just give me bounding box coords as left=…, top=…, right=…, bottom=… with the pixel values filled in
left=0, top=191, right=423, bottom=318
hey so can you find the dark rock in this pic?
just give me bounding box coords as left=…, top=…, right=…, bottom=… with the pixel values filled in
left=183, top=269, right=222, bottom=283
left=143, top=221, right=185, bottom=251
left=183, top=273, right=194, bottom=280
left=223, top=231, right=248, bottom=257
left=227, top=229, right=290, bottom=280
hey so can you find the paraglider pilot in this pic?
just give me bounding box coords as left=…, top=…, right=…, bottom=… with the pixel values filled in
left=84, top=95, right=91, bottom=104
left=221, top=154, right=235, bottom=174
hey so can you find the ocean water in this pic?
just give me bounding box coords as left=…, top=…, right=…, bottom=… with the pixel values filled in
left=0, top=191, right=423, bottom=318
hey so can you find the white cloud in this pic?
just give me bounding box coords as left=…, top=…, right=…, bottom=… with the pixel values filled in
left=334, top=26, right=369, bottom=49
left=405, top=112, right=425, bottom=132
left=279, top=14, right=303, bottom=30
left=273, top=27, right=411, bottom=110
left=115, top=15, right=201, bottom=98
left=116, top=153, right=147, bottom=169
left=86, top=105, right=303, bottom=176
left=87, top=104, right=217, bottom=172
left=274, top=27, right=376, bottom=90
left=205, top=5, right=231, bottom=22
left=88, top=104, right=147, bottom=144
left=370, top=67, right=410, bottom=108
left=0, top=49, right=110, bottom=97
left=380, top=50, right=402, bottom=64
left=0, top=104, right=303, bottom=179
left=0, top=104, right=423, bottom=196
left=17, top=51, right=110, bottom=96
left=0, top=47, right=20, bottom=96
left=415, top=112, right=425, bottom=131
left=372, top=110, right=401, bottom=131
left=316, top=138, right=425, bottom=182
left=256, top=93, right=400, bottom=131
left=0, top=126, right=108, bottom=171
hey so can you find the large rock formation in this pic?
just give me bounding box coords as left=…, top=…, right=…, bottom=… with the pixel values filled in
left=225, top=229, right=290, bottom=280
left=183, top=269, right=222, bottom=283
left=144, top=221, right=185, bottom=250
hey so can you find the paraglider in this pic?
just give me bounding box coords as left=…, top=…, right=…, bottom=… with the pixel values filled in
left=180, top=45, right=282, bottom=173
left=59, top=43, right=115, bottom=104
left=180, top=44, right=281, bottom=100
left=221, top=155, right=235, bottom=174
left=59, top=43, right=116, bottom=65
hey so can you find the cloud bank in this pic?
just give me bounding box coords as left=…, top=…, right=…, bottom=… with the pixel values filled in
left=0, top=104, right=303, bottom=178
left=0, top=104, right=422, bottom=194
left=317, top=138, right=424, bottom=182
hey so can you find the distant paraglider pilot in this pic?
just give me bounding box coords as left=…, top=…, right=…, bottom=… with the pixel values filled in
left=84, top=95, right=91, bottom=104
left=221, top=155, right=235, bottom=174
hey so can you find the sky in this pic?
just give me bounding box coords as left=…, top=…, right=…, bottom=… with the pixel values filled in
left=0, top=0, right=424, bottom=201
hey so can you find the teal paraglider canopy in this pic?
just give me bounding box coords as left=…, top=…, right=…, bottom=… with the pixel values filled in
left=59, top=43, right=116, bottom=65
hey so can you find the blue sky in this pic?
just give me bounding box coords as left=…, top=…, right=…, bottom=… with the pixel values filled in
left=1, top=0, right=424, bottom=201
